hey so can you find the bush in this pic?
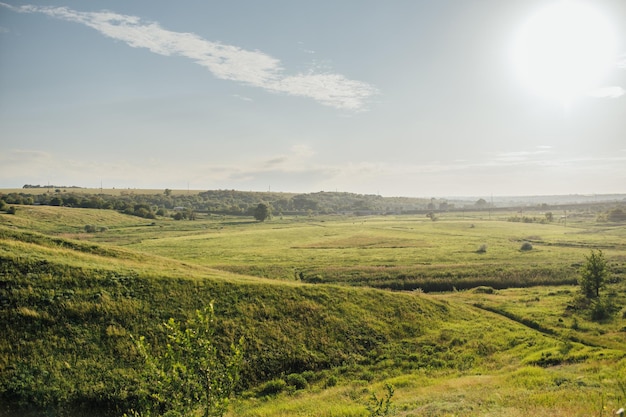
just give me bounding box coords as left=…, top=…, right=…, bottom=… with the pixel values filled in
left=590, top=297, right=616, bottom=321
left=325, top=375, right=338, bottom=388
left=84, top=224, right=97, bottom=233
left=132, top=305, right=244, bottom=417
left=301, top=370, right=316, bottom=382
left=520, top=242, right=533, bottom=251
left=258, top=378, right=287, bottom=396
left=7, top=206, right=17, bottom=215
left=286, top=373, right=308, bottom=390
left=476, top=244, right=488, bottom=254
left=607, top=207, right=626, bottom=222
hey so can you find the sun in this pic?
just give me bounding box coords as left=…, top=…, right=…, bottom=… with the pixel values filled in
left=512, top=1, right=617, bottom=104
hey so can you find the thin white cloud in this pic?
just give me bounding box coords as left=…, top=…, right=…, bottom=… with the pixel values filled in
left=1, top=3, right=376, bottom=111
left=232, top=94, right=253, bottom=102
left=588, top=86, right=625, bottom=98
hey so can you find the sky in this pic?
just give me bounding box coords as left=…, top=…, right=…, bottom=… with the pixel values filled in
left=0, top=0, right=625, bottom=197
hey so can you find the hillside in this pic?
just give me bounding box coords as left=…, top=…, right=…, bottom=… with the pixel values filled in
left=1, top=204, right=625, bottom=416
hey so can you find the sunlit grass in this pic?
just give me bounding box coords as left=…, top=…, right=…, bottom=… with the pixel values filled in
left=1, top=204, right=625, bottom=416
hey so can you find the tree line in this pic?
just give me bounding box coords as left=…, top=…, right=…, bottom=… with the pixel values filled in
left=0, top=189, right=436, bottom=218
left=3, top=188, right=625, bottom=221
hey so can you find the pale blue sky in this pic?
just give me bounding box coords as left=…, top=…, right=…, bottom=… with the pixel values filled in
left=1, top=1, right=625, bottom=197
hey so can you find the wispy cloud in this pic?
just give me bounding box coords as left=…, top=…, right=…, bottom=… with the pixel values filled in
left=232, top=94, right=253, bottom=102
left=0, top=3, right=376, bottom=111
left=588, top=86, right=625, bottom=98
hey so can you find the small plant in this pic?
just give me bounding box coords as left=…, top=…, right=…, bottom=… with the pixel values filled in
left=476, top=244, right=488, bottom=254
left=367, top=383, right=395, bottom=417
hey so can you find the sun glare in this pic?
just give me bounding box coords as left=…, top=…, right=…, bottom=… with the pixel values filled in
left=513, top=1, right=617, bottom=104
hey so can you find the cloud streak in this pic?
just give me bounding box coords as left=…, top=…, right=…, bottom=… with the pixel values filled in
left=589, top=86, right=625, bottom=98
left=1, top=3, right=376, bottom=111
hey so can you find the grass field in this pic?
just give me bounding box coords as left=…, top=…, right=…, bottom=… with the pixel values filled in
left=1, top=203, right=625, bottom=416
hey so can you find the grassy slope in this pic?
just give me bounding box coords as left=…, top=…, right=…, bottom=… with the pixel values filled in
left=1, top=205, right=625, bottom=416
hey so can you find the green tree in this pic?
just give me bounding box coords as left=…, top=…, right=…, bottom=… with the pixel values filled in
left=131, top=304, right=244, bottom=417
left=475, top=198, right=488, bottom=208
left=580, top=250, right=608, bottom=299
left=254, top=203, right=271, bottom=222
left=607, top=207, right=626, bottom=222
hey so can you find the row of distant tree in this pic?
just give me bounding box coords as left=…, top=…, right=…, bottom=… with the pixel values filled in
left=0, top=189, right=437, bottom=217
left=2, top=188, right=625, bottom=222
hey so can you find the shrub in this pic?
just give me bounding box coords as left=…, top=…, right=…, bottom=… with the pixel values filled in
left=258, top=378, right=287, bottom=396
left=476, top=244, right=488, bottom=254
left=132, top=305, right=244, bottom=417
left=590, top=297, right=616, bottom=321
left=301, top=371, right=316, bottom=382
left=286, top=373, right=308, bottom=390
left=84, top=224, right=97, bottom=233
left=325, top=375, right=338, bottom=388
left=520, top=242, right=533, bottom=251
left=607, top=207, right=626, bottom=222
left=7, top=206, right=17, bottom=215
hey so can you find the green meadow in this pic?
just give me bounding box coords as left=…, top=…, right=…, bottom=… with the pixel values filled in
left=1, top=200, right=625, bottom=416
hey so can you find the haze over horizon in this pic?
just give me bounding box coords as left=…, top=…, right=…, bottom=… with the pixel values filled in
left=1, top=1, right=625, bottom=198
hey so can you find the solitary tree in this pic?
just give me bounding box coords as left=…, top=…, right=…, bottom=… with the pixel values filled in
left=254, top=203, right=271, bottom=222
left=475, top=198, right=488, bottom=208
left=579, top=250, right=608, bottom=299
